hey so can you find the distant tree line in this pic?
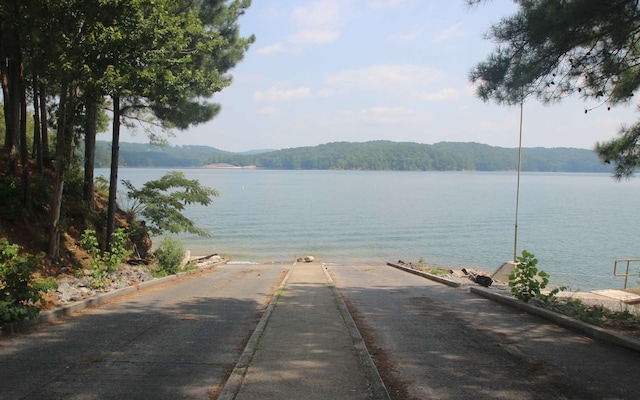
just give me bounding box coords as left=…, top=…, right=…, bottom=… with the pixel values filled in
left=95, top=141, right=232, bottom=168
left=98, top=140, right=612, bottom=173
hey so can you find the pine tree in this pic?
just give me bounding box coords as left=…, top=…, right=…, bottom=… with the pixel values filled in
left=468, top=0, right=640, bottom=178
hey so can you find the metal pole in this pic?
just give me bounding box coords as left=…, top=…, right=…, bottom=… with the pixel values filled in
left=513, top=100, right=524, bottom=262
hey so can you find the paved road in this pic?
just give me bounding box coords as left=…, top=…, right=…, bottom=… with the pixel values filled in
left=3, top=262, right=640, bottom=399
left=328, top=263, right=640, bottom=399
left=223, top=262, right=384, bottom=400
left=0, top=264, right=289, bottom=400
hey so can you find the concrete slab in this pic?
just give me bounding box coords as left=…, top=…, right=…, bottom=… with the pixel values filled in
left=218, top=262, right=389, bottom=400
left=591, top=289, right=640, bottom=304
left=491, top=261, right=517, bottom=283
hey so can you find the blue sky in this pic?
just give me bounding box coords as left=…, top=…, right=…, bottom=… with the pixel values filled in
left=117, top=0, right=638, bottom=152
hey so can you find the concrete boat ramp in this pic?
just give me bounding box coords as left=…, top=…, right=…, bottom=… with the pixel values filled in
left=2, top=260, right=640, bottom=399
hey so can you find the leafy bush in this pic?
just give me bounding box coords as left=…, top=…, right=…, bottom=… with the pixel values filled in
left=153, top=237, right=186, bottom=276
left=104, top=229, right=131, bottom=271
left=546, top=298, right=606, bottom=326
left=80, top=228, right=131, bottom=288
left=122, top=172, right=219, bottom=237
left=81, top=228, right=131, bottom=271
left=33, top=277, right=58, bottom=293
left=0, top=239, right=44, bottom=323
left=543, top=297, right=640, bottom=332
left=509, top=250, right=554, bottom=303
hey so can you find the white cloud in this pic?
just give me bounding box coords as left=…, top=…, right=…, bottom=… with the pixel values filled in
left=257, top=42, right=286, bottom=55
left=388, top=27, right=424, bottom=42
left=257, top=106, right=282, bottom=116
left=292, top=0, right=342, bottom=26
left=368, top=0, right=403, bottom=9
left=253, top=87, right=312, bottom=102
left=326, top=64, right=444, bottom=88
left=431, top=22, right=466, bottom=44
left=289, top=0, right=345, bottom=45
left=422, top=88, right=460, bottom=102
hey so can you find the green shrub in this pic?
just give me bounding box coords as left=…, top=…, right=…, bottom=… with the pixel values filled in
left=546, top=298, right=605, bottom=325
left=33, top=277, right=58, bottom=293
left=80, top=228, right=131, bottom=288
left=427, top=267, right=452, bottom=276
left=81, top=229, right=102, bottom=265
left=509, top=250, right=554, bottom=303
left=105, top=229, right=131, bottom=271
left=153, top=237, right=186, bottom=276
left=0, top=239, right=44, bottom=323
left=123, top=172, right=218, bottom=237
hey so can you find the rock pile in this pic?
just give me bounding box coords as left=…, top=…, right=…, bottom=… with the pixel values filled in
left=55, top=265, right=154, bottom=304
left=52, top=254, right=226, bottom=306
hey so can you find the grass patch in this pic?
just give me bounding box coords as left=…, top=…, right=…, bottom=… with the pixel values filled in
left=534, top=297, right=640, bottom=335
left=415, top=265, right=452, bottom=276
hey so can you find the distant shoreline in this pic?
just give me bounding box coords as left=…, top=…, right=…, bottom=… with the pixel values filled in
left=202, top=163, right=257, bottom=169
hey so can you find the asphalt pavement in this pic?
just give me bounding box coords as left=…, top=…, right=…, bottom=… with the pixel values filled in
left=3, top=261, right=640, bottom=399
left=328, top=263, right=640, bottom=399
left=0, top=264, right=290, bottom=399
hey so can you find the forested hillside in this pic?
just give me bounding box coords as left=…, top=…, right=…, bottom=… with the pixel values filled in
left=0, top=0, right=253, bottom=274
left=101, top=140, right=612, bottom=173
left=95, top=141, right=233, bottom=168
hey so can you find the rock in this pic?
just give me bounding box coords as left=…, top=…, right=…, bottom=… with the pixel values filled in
left=139, top=272, right=153, bottom=281
left=56, top=281, right=84, bottom=303
left=76, top=278, right=90, bottom=288
left=462, top=268, right=493, bottom=287
left=48, top=253, right=217, bottom=308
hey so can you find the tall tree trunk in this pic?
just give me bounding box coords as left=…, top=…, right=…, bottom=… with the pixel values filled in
left=39, top=82, right=50, bottom=166
left=48, top=81, right=75, bottom=262
left=18, top=57, right=29, bottom=206
left=6, top=58, right=20, bottom=175
left=83, top=90, right=98, bottom=208
left=0, top=50, right=10, bottom=150
left=106, top=94, right=120, bottom=252
left=33, top=77, right=43, bottom=173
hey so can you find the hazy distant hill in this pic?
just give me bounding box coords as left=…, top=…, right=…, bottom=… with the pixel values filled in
left=95, top=141, right=232, bottom=168
left=96, top=140, right=611, bottom=173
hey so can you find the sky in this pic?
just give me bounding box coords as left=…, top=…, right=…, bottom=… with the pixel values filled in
left=116, top=0, right=638, bottom=152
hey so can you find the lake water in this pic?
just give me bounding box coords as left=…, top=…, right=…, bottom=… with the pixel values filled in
left=97, top=168, right=640, bottom=291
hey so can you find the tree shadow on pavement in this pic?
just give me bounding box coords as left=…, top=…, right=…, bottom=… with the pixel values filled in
left=0, top=295, right=263, bottom=399
left=330, top=265, right=640, bottom=400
